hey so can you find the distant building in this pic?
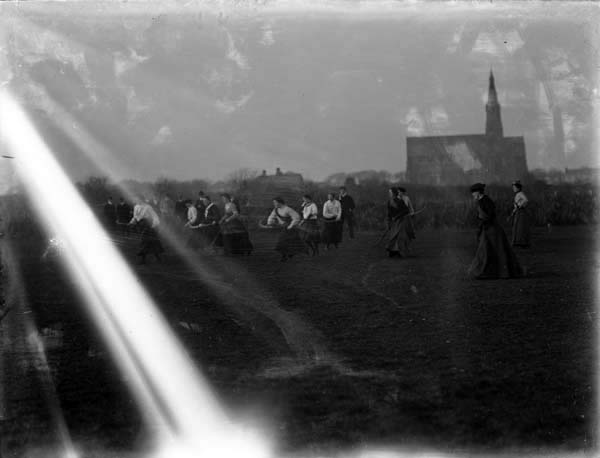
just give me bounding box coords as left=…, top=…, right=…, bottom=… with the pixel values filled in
left=255, top=167, right=304, bottom=189
left=531, top=167, right=600, bottom=185
left=406, top=71, right=528, bottom=185
left=250, top=168, right=305, bottom=208
left=565, top=167, right=600, bottom=184
left=324, top=171, right=395, bottom=186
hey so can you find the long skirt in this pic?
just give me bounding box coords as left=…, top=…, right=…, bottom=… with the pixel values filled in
left=321, top=218, right=342, bottom=246
left=406, top=216, right=416, bottom=240
left=197, top=224, right=220, bottom=248
left=275, top=227, right=308, bottom=257
left=298, top=219, right=321, bottom=244
left=468, top=223, right=522, bottom=279
left=219, top=219, right=253, bottom=255
left=185, top=228, right=202, bottom=249
left=386, top=218, right=410, bottom=257
left=139, top=226, right=164, bottom=257
left=512, top=208, right=531, bottom=247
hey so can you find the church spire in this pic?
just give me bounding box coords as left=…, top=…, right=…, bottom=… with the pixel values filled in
left=485, top=69, right=503, bottom=138
left=488, top=69, right=497, bottom=104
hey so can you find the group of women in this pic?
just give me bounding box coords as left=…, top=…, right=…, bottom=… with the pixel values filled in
left=383, top=181, right=531, bottom=279
left=467, top=181, right=530, bottom=279
left=262, top=193, right=348, bottom=262
left=184, top=193, right=254, bottom=256
left=128, top=179, right=532, bottom=280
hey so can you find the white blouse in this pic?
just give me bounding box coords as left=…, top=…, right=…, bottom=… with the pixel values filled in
left=187, top=206, right=198, bottom=224
left=514, top=191, right=528, bottom=209
left=302, top=202, right=318, bottom=220
left=267, top=205, right=301, bottom=228
left=322, top=199, right=341, bottom=219
left=130, top=203, right=160, bottom=228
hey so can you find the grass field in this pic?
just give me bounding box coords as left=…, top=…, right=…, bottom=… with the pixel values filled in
left=1, top=224, right=597, bottom=456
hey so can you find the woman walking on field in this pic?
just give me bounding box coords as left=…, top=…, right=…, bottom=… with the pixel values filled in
left=397, top=187, right=416, bottom=240
left=218, top=193, right=253, bottom=256
left=385, top=187, right=411, bottom=258
left=128, top=197, right=164, bottom=264
left=321, top=192, right=342, bottom=249
left=509, top=181, right=531, bottom=248
left=468, top=183, right=522, bottom=279
left=299, top=194, right=321, bottom=256
left=264, top=197, right=308, bottom=262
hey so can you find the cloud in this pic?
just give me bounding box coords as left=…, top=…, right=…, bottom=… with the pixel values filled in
left=151, top=125, right=172, bottom=145
left=404, top=107, right=425, bottom=136
left=215, top=91, right=254, bottom=115
left=446, top=23, right=465, bottom=53
left=204, top=67, right=234, bottom=89
left=125, top=86, right=152, bottom=124
left=472, top=32, right=503, bottom=55
left=259, top=23, right=275, bottom=47
left=430, top=106, right=449, bottom=131
left=502, top=30, right=524, bottom=54
left=223, top=27, right=249, bottom=71
left=329, top=69, right=377, bottom=81
left=114, top=47, right=150, bottom=78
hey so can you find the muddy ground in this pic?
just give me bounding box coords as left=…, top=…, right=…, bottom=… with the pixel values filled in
left=0, top=225, right=596, bottom=456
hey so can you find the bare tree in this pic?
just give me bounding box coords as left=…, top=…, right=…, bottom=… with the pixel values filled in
left=225, top=168, right=260, bottom=192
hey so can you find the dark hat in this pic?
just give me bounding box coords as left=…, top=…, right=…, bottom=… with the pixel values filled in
left=470, top=183, right=485, bottom=193
left=512, top=180, right=522, bottom=188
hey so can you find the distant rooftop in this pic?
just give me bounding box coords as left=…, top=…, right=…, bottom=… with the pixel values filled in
left=256, top=167, right=303, bottom=179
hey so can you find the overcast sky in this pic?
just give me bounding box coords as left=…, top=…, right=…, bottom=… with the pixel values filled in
left=0, top=1, right=598, bottom=185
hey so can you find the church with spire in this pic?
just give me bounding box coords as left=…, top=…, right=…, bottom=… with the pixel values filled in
left=406, top=71, right=528, bottom=185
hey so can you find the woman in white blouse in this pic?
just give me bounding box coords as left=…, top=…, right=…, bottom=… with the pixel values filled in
left=298, top=194, right=321, bottom=256
left=266, top=197, right=308, bottom=261
left=510, top=181, right=531, bottom=247
left=321, top=192, right=342, bottom=249
left=128, top=198, right=164, bottom=264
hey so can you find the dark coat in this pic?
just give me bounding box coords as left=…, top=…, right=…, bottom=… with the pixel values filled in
left=103, top=202, right=116, bottom=224
left=387, top=197, right=409, bottom=223
left=203, top=203, right=221, bottom=224
left=116, top=202, right=131, bottom=223
left=339, top=194, right=356, bottom=217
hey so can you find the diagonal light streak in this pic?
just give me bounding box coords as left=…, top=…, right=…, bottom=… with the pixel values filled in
left=0, top=89, right=271, bottom=457
left=2, top=242, right=80, bottom=458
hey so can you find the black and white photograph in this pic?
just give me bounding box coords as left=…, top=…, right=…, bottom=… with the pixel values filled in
left=0, top=1, right=598, bottom=457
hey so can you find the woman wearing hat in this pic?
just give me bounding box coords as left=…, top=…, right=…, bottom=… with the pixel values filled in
left=468, top=183, right=522, bottom=279
left=385, top=187, right=411, bottom=258
left=509, top=181, right=531, bottom=248
left=397, top=187, right=416, bottom=240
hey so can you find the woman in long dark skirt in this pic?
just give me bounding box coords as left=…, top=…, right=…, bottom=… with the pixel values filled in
left=398, top=187, right=417, bottom=240
left=298, top=194, right=320, bottom=256
left=218, top=193, right=253, bottom=256
left=321, top=192, right=342, bottom=249
left=510, top=181, right=531, bottom=248
left=468, top=183, right=522, bottom=279
left=385, top=187, right=411, bottom=258
left=266, top=197, right=308, bottom=261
